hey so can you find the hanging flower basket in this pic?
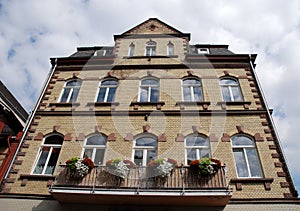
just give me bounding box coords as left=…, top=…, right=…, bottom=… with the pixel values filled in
left=147, top=158, right=177, bottom=186
left=104, top=158, right=136, bottom=186
left=66, top=157, right=95, bottom=179
left=189, top=158, right=221, bottom=177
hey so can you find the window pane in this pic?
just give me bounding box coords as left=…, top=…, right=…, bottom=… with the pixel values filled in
left=60, top=88, right=71, bottom=103
left=106, top=87, right=116, bottom=102
left=83, top=149, right=93, bottom=159
left=183, top=79, right=200, bottom=86
left=231, top=136, right=254, bottom=146
left=45, top=148, right=60, bottom=174
left=187, top=149, right=197, bottom=164
left=136, top=137, right=157, bottom=147
left=220, top=79, right=237, bottom=85
left=199, top=148, right=210, bottom=158
left=186, top=136, right=208, bottom=146
left=94, top=149, right=105, bottom=165
left=232, top=87, right=243, bottom=101
left=86, top=135, right=107, bottom=145
left=134, top=150, right=143, bottom=166
left=246, top=149, right=263, bottom=177
left=168, top=44, right=174, bottom=56
left=139, top=87, right=148, bottom=102
left=101, top=80, right=118, bottom=86
left=67, top=80, right=81, bottom=86
left=233, top=149, right=249, bottom=177
left=141, top=79, right=158, bottom=86
left=70, top=88, right=80, bottom=102
left=44, top=135, right=63, bottom=145
left=96, top=88, right=106, bottom=102
left=193, top=87, right=203, bottom=101
left=33, top=147, right=50, bottom=174
left=150, top=88, right=159, bottom=102
left=147, top=150, right=157, bottom=164
left=221, top=87, right=231, bottom=101
left=183, top=87, right=191, bottom=101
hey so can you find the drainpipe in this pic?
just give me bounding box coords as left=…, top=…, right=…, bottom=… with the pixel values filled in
left=2, top=59, right=58, bottom=182
left=248, top=54, right=298, bottom=197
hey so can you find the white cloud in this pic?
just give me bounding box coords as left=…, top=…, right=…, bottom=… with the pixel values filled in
left=0, top=0, right=299, bottom=195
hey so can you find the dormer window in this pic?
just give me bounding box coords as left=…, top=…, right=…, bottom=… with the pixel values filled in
left=145, top=41, right=156, bottom=56
left=167, top=42, right=174, bottom=56
left=128, top=43, right=135, bottom=57
left=197, top=48, right=209, bottom=54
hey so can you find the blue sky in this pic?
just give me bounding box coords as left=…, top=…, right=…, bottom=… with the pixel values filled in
left=0, top=0, right=299, bottom=195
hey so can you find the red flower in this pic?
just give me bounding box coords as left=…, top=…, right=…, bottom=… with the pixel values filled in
left=123, top=159, right=136, bottom=168
left=82, top=157, right=95, bottom=169
left=210, top=158, right=221, bottom=167
left=189, top=159, right=200, bottom=167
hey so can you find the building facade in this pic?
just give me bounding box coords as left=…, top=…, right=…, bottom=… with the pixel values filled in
left=0, top=81, right=28, bottom=186
left=0, top=18, right=299, bottom=210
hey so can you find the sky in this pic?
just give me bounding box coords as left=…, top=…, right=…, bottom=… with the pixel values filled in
left=0, top=0, right=299, bottom=195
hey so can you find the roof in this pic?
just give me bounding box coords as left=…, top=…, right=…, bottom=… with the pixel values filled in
left=0, top=81, right=28, bottom=125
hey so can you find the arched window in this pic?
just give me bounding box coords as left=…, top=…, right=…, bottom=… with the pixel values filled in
left=167, top=42, right=174, bottom=56
left=185, top=134, right=210, bottom=165
left=82, top=134, right=107, bottom=165
left=96, top=79, right=118, bottom=102
left=220, top=78, right=243, bottom=102
left=145, top=41, right=156, bottom=56
left=133, top=135, right=157, bottom=166
left=128, top=43, right=135, bottom=57
left=231, top=135, right=263, bottom=178
left=59, top=79, right=82, bottom=103
left=32, top=134, right=63, bottom=175
left=139, top=78, right=159, bottom=102
left=182, top=78, right=204, bottom=101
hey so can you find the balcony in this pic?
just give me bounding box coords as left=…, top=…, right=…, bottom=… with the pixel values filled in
left=50, top=165, right=232, bottom=207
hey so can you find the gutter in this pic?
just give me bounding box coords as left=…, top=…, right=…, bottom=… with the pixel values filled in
left=2, top=59, right=58, bottom=182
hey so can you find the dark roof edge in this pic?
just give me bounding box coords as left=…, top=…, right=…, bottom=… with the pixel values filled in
left=0, top=81, right=28, bottom=122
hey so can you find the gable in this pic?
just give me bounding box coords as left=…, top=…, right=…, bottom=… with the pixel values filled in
left=114, top=18, right=190, bottom=40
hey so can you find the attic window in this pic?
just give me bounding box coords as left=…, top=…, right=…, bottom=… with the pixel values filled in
left=197, top=48, right=209, bottom=54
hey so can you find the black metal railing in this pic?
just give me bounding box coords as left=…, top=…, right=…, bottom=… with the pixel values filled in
left=51, top=165, right=228, bottom=192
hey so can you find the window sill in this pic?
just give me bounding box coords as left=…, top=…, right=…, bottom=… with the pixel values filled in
left=217, top=101, right=251, bottom=110
left=176, top=101, right=211, bottom=110
left=19, top=174, right=56, bottom=187
left=86, top=102, right=120, bottom=110
left=230, top=178, right=274, bottom=191
left=20, top=174, right=56, bottom=180
left=130, top=101, right=165, bottom=110
left=49, top=102, right=80, bottom=111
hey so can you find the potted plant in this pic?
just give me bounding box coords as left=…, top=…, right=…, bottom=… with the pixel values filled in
left=147, top=158, right=177, bottom=186
left=65, top=157, right=95, bottom=179
left=189, top=158, right=221, bottom=177
left=104, top=158, right=136, bottom=186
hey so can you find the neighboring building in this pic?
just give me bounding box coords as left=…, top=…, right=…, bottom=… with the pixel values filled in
left=0, top=81, right=28, bottom=186
left=0, top=18, right=299, bottom=210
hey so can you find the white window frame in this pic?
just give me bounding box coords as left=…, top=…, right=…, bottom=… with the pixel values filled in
left=220, top=78, right=243, bottom=102
left=128, top=43, right=135, bottom=57
left=182, top=78, right=204, bottom=102
left=58, top=79, right=81, bottom=103
left=82, top=134, right=107, bottom=166
left=231, top=135, right=263, bottom=178
left=184, top=134, right=211, bottom=165
left=132, top=134, right=157, bottom=166
left=31, top=134, right=63, bottom=175
left=197, top=48, right=209, bottom=54
left=145, top=41, right=157, bottom=56
left=95, top=79, right=118, bottom=103
left=138, top=77, right=159, bottom=102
